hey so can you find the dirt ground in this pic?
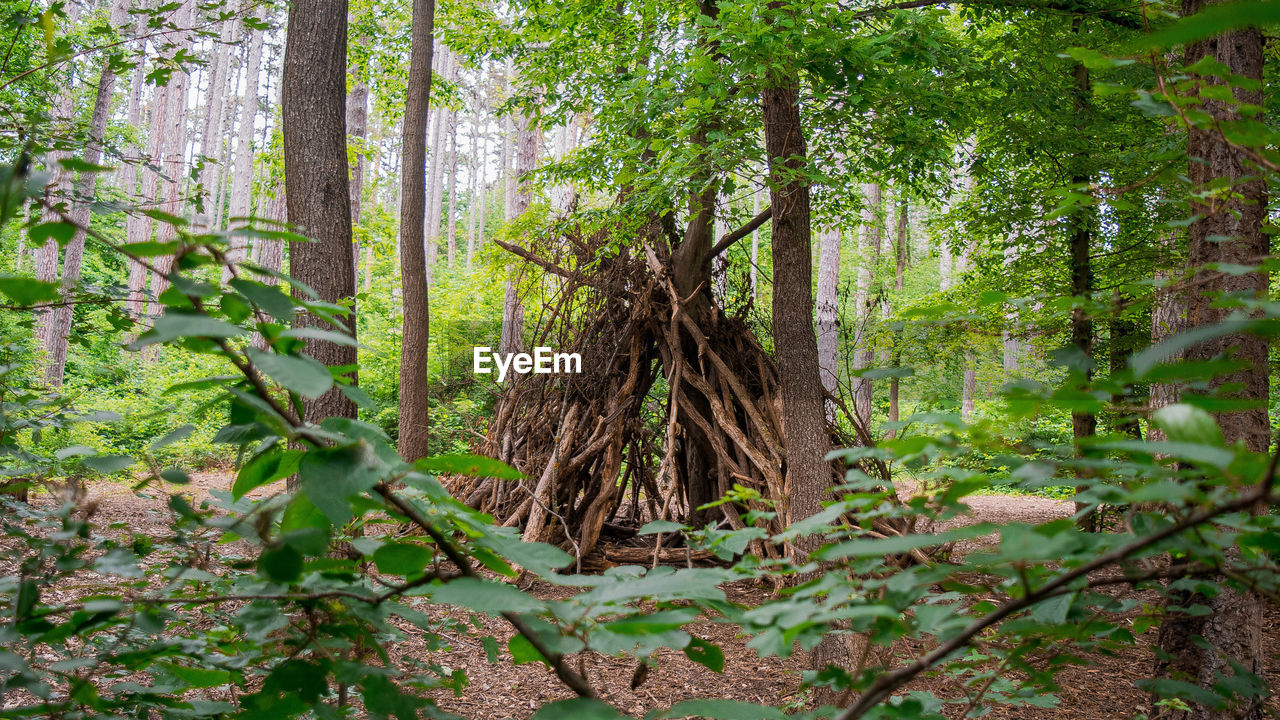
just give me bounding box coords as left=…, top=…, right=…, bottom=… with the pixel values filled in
left=20, top=474, right=1280, bottom=719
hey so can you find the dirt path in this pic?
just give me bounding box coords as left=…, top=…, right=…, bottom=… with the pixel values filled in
left=23, top=475, right=1279, bottom=719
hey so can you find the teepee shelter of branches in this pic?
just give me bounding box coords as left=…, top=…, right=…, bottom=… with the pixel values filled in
left=453, top=215, right=895, bottom=566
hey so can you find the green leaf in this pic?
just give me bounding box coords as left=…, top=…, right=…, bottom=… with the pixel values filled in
left=259, top=545, right=303, bottom=583
left=150, top=424, right=195, bottom=450
left=414, top=454, right=524, bottom=479
left=130, top=313, right=246, bottom=348
left=246, top=348, right=334, bottom=399
left=29, top=221, right=75, bottom=246
left=0, top=276, right=59, bottom=305
left=1152, top=404, right=1225, bottom=447
left=508, top=634, right=546, bottom=666
left=1138, top=0, right=1280, bottom=49
left=604, top=608, right=700, bottom=635
left=82, top=455, right=135, bottom=474
left=650, top=699, right=783, bottom=720
left=816, top=525, right=996, bottom=561
left=277, top=326, right=358, bottom=347
left=229, top=278, right=295, bottom=322
left=57, top=157, right=113, bottom=173
left=158, top=662, right=232, bottom=689
left=1129, top=319, right=1263, bottom=378
left=430, top=577, right=544, bottom=615
left=232, top=449, right=300, bottom=499
left=637, top=520, right=686, bottom=536
left=683, top=636, right=725, bottom=673
left=373, top=542, right=433, bottom=576
left=298, top=442, right=385, bottom=525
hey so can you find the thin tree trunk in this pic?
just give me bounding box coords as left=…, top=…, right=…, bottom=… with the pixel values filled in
left=197, top=0, right=239, bottom=225
left=500, top=81, right=535, bottom=356
left=1147, top=231, right=1182, bottom=441
left=397, top=0, right=435, bottom=462
left=816, top=225, right=841, bottom=420
left=282, top=0, right=358, bottom=476
left=1068, top=49, right=1097, bottom=530
left=446, top=103, right=459, bottom=267
left=467, top=82, right=480, bottom=270
left=853, top=182, right=882, bottom=428
left=750, top=183, right=760, bottom=301
left=228, top=10, right=264, bottom=229
left=150, top=0, right=196, bottom=303
left=889, top=195, right=907, bottom=426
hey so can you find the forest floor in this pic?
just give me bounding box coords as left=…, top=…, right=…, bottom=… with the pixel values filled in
left=26, top=473, right=1280, bottom=720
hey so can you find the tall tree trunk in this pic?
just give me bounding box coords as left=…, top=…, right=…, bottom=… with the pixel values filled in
left=282, top=0, right=357, bottom=473
left=122, top=48, right=151, bottom=315
left=816, top=225, right=841, bottom=420
left=397, top=0, right=435, bottom=462
left=500, top=85, right=536, bottom=356
left=750, top=183, right=761, bottom=301
left=467, top=82, right=480, bottom=270
left=1147, top=231, right=1182, bottom=441
left=1069, top=50, right=1097, bottom=530
left=853, top=182, right=882, bottom=428
left=197, top=0, right=239, bottom=224
left=38, top=53, right=119, bottom=386
left=1155, top=5, right=1268, bottom=717
left=762, top=8, right=826, bottom=557
left=228, top=10, right=265, bottom=229
left=347, top=74, right=369, bottom=283
left=150, top=0, right=196, bottom=302
left=889, top=195, right=907, bottom=426
left=446, top=105, right=459, bottom=267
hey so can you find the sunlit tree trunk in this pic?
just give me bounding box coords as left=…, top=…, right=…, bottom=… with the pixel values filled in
left=816, top=224, right=841, bottom=420
left=446, top=100, right=459, bottom=268
left=39, top=41, right=120, bottom=386
left=853, top=181, right=881, bottom=428
left=499, top=75, right=535, bottom=356
left=150, top=0, right=196, bottom=302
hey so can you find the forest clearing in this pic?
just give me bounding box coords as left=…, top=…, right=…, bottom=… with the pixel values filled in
left=3, top=0, right=1280, bottom=718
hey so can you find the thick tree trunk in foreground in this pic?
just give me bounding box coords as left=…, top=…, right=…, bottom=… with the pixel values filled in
left=1155, top=5, right=1268, bottom=717
left=761, top=29, right=826, bottom=561
left=282, top=0, right=357, bottom=463
left=397, top=0, right=436, bottom=462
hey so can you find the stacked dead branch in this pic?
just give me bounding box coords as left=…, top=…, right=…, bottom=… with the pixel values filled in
left=451, top=220, right=905, bottom=567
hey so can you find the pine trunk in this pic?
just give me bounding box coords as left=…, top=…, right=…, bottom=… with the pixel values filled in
left=282, top=0, right=358, bottom=467
left=397, top=0, right=436, bottom=462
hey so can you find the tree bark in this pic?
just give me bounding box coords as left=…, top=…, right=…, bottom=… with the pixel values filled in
left=500, top=81, right=536, bottom=355
left=761, top=9, right=826, bottom=552
left=446, top=102, right=459, bottom=267
left=282, top=0, right=358, bottom=464
left=39, top=54, right=119, bottom=386
left=853, top=182, right=882, bottom=428
left=816, top=225, right=841, bottom=421
left=1155, top=4, right=1268, bottom=716
left=150, top=0, right=196, bottom=302
left=397, top=0, right=436, bottom=462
